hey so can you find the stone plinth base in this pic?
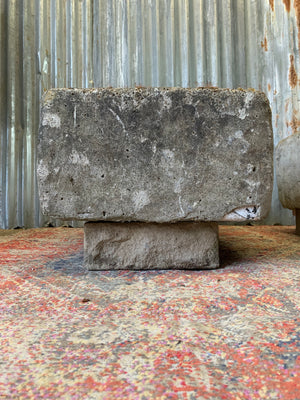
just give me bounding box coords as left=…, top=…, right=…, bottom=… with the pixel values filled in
left=84, top=222, right=219, bottom=270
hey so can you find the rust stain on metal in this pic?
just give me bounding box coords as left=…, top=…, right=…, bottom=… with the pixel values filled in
left=294, top=0, right=300, bottom=49
left=261, top=36, right=268, bottom=51
left=289, top=54, right=298, bottom=88
left=202, top=82, right=219, bottom=89
left=287, top=113, right=300, bottom=133
left=285, top=99, right=290, bottom=113
left=268, top=83, right=271, bottom=91
left=275, top=114, right=279, bottom=128
left=291, top=115, right=300, bottom=133
left=269, top=0, right=275, bottom=11
left=283, top=0, right=291, bottom=11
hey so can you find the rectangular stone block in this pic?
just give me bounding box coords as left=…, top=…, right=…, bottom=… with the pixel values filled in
left=37, top=87, right=273, bottom=223
left=84, top=222, right=219, bottom=270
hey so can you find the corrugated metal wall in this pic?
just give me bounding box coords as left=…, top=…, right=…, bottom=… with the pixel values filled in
left=0, top=0, right=299, bottom=228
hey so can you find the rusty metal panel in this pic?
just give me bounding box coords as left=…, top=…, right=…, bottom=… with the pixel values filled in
left=0, top=0, right=298, bottom=228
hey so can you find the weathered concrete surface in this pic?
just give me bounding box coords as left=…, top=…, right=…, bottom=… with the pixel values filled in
left=276, top=132, right=300, bottom=210
left=38, top=87, right=273, bottom=222
left=84, top=222, right=219, bottom=270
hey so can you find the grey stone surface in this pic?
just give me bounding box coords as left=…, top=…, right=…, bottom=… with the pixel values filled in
left=84, top=222, right=219, bottom=270
left=276, top=132, right=300, bottom=210
left=38, top=87, right=273, bottom=222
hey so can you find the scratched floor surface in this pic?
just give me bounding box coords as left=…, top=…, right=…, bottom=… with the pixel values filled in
left=0, top=226, right=300, bottom=399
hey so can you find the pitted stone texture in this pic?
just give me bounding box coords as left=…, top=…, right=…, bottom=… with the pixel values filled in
left=84, top=222, right=219, bottom=270
left=276, top=132, right=300, bottom=210
left=38, top=87, right=273, bottom=222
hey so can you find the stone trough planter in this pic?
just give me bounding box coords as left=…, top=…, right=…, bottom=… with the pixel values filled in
left=276, top=132, right=300, bottom=235
left=37, top=87, right=273, bottom=269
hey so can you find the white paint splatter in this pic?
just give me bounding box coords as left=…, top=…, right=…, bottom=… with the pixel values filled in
left=174, top=177, right=184, bottom=193
left=178, top=196, right=185, bottom=215
left=222, top=205, right=261, bottom=221
left=238, top=92, right=254, bottom=120
left=245, top=179, right=260, bottom=190
left=162, top=149, right=174, bottom=159
left=160, top=149, right=176, bottom=178
left=77, top=212, right=92, bottom=219
left=69, top=150, right=89, bottom=166
left=246, top=164, right=255, bottom=174
left=37, top=160, right=49, bottom=181
left=133, top=190, right=150, bottom=211
left=234, top=130, right=243, bottom=139
left=42, top=113, right=61, bottom=128
left=245, top=91, right=254, bottom=106
left=162, top=94, right=172, bottom=110
left=238, top=108, right=247, bottom=120
left=73, top=106, right=77, bottom=127
left=108, top=107, right=126, bottom=131
left=227, top=132, right=250, bottom=153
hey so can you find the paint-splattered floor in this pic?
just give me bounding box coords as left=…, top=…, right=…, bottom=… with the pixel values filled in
left=0, top=226, right=300, bottom=399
